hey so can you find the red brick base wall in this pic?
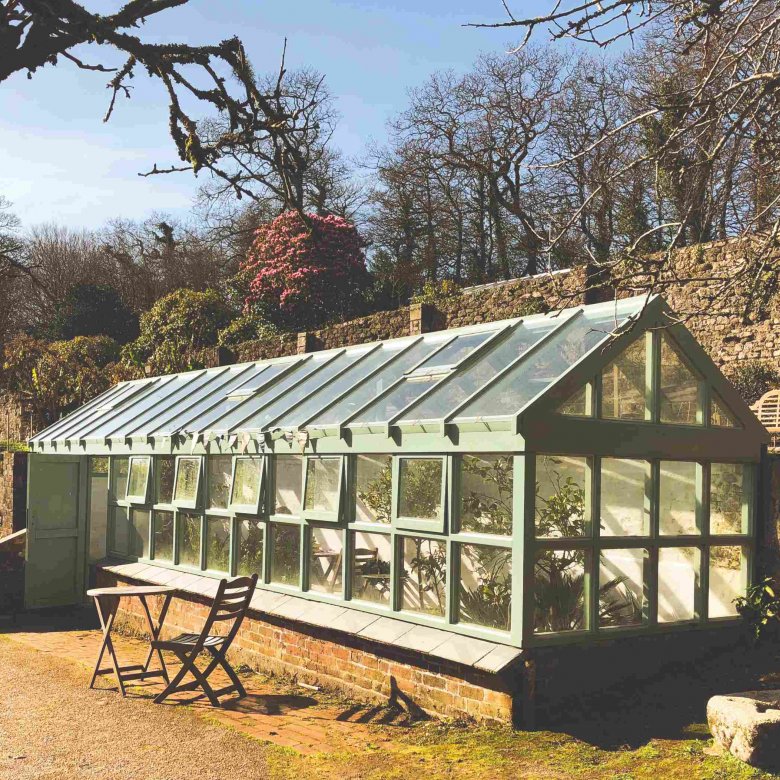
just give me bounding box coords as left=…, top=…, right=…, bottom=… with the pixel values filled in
left=97, top=570, right=518, bottom=724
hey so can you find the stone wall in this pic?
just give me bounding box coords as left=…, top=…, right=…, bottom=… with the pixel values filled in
left=192, top=240, right=777, bottom=382
left=0, top=393, right=37, bottom=445
left=0, top=452, right=27, bottom=538
left=97, top=569, right=518, bottom=724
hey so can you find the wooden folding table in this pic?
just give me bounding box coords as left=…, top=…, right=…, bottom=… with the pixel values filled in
left=87, top=585, right=176, bottom=696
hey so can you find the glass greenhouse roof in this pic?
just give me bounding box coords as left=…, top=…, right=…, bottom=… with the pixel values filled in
left=31, top=296, right=647, bottom=446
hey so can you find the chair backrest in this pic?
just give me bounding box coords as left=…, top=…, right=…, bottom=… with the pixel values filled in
left=752, top=389, right=780, bottom=432
left=203, top=574, right=258, bottom=643
left=354, top=547, right=378, bottom=565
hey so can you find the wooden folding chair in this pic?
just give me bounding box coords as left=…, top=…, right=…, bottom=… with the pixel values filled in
left=151, top=574, right=257, bottom=707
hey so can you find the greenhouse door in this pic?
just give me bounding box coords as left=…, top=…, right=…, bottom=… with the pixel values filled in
left=25, top=454, right=88, bottom=608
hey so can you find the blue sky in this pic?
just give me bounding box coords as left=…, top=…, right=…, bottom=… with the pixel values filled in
left=1, top=1, right=552, bottom=228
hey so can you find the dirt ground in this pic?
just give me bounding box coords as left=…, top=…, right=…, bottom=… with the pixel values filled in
left=4, top=613, right=780, bottom=780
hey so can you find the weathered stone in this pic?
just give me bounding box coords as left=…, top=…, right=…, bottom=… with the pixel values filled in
left=708, top=690, right=780, bottom=768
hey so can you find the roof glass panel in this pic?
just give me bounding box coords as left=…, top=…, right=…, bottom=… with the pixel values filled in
left=410, top=330, right=498, bottom=374
left=306, top=335, right=451, bottom=429
left=204, top=352, right=340, bottom=433
left=350, top=375, right=440, bottom=426
left=190, top=359, right=302, bottom=431
left=87, top=372, right=221, bottom=439
left=270, top=340, right=416, bottom=430
left=59, top=378, right=169, bottom=441
left=454, top=303, right=637, bottom=421
left=115, top=370, right=236, bottom=438
left=32, top=381, right=136, bottom=441
left=398, top=318, right=563, bottom=424
left=226, top=365, right=273, bottom=396
left=235, top=347, right=374, bottom=432
left=87, top=370, right=223, bottom=440
left=153, top=366, right=273, bottom=435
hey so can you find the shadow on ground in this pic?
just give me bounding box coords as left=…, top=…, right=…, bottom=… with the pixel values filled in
left=540, top=639, right=780, bottom=750
left=0, top=605, right=99, bottom=635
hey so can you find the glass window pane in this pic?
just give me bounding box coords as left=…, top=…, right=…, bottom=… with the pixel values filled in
left=88, top=461, right=108, bottom=563
left=659, top=460, right=698, bottom=535
left=601, top=337, right=646, bottom=420
left=270, top=523, right=300, bottom=587
left=153, top=510, right=174, bottom=561
left=711, top=463, right=751, bottom=535
left=237, top=517, right=264, bottom=576
left=709, top=546, right=746, bottom=618
left=400, top=536, right=446, bottom=617
left=309, top=527, right=344, bottom=595
left=111, top=457, right=129, bottom=501
left=306, top=337, right=448, bottom=428
left=350, top=531, right=392, bottom=605
left=274, top=455, right=302, bottom=516
left=91, top=457, right=109, bottom=476
left=231, top=458, right=263, bottom=509
left=557, top=385, right=589, bottom=416
left=535, top=455, right=590, bottom=538
left=355, top=455, right=392, bottom=524
left=179, top=512, right=202, bottom=568
left=207, top=456, right=232, bottom=510
left=130, top=509, right=150, bottom=558
left=660, top=333, right=701, bottom=425
left=111, top=506, right=130, bottom=555
left=533, top=548, right=587, bottom=633
left=398, top=458, right=443, bottom=521
left=459, top=454, right=513, bottom=535
left=206, top=516, right=231, bottom=572
left=157, top=456, right=175, bottom=504
left=711, top=394, right=738, bottom=428
left=600, top=458, right=650, bottom=536
left=304, top=458, right=341, bottom=514
left=455, top=302, right=638, bottom=420
left=658, top=547, right=698, bottom=623
left=599, top=548, right=646, bottom=628
left=127, top=458, right=150, bottom=501
left=174, top=458, right=201, bottom=504
left=459, top=544, right=512, bottom=631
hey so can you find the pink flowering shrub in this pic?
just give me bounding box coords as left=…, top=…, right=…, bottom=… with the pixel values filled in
left=242, top=211, right=370, bottom=329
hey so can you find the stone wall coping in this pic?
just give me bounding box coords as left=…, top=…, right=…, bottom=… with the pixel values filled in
left=99, top=560, right=523, bottom=674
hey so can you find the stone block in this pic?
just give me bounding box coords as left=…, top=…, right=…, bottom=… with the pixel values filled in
left=708, top=690, right=780, bottom=768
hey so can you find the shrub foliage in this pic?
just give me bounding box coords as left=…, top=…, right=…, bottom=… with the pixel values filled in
left=121, top=288, right=232, bottom=375
left=241, top=211, right=370, bottom=330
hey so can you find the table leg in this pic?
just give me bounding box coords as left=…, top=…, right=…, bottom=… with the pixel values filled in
left=90, top=595, right=126, bottom=697
left=140, top=594, right=171, bottom=683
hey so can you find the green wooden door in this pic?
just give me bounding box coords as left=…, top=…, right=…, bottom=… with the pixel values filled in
left=25, top=454, right=88, bottom=608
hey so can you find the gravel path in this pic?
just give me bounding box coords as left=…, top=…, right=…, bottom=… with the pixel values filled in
left=0, top=636, right=272, bottom=780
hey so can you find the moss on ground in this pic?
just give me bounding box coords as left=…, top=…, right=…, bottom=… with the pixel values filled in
left=262, top=721, right=779, bottom=780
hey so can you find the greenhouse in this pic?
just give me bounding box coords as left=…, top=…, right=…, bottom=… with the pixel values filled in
left=25, top=294, right=768, bottom=652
